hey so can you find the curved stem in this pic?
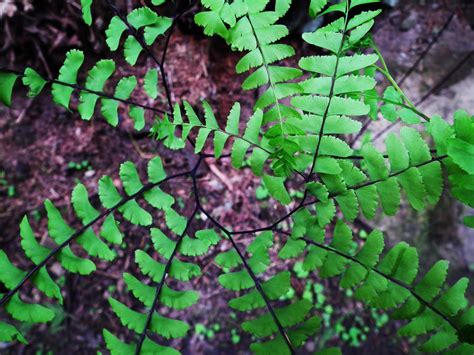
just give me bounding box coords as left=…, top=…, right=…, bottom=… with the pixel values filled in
left=0, top=171, right=191, bottom=307
left=372, top=59, right=420, bottom=117
left=0, top=68, right=170, bottom=116
left=307, top=0, right=350, bottom=182
left=230, top=154, right=447, bottom=235
left=193, top=174, right=295, bottom=353
left=135, top=207, right=198, bottom=354
left=135, top=155, right=203, bottom=354
left=361, top=92, right=430, bottom=122
left=247, top=16, right=284, bottom=134
left=300, top=236, right=458, bottom=330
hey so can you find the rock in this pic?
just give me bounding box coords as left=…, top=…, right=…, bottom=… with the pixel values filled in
left=400, top=13, right=418, bottom=32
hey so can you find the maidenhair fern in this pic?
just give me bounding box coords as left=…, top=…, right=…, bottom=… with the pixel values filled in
left=0, top=0, right=473, bottom=354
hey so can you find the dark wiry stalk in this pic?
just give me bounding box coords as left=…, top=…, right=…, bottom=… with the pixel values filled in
left=134, top=155, right=202, bottom=354
left=106, top=0, right=197, bottom=115
left=159, top=1, right=198, bottom=112
left=371, top=49, right=473, bottom=143
left=193, top=173, right=295, bottom=354
left=0, top=68, right=170, bottom=116
left=299, top=236, right=459, bottom=330
left=398, top=10, right=456, bottom=86
left=106, top=0, right=171, bottom=111
left=307, top=0, right=350, bottom=182
left=230, top=155, right=447, bottom=236
left=0, top=171, right=191, bottom=307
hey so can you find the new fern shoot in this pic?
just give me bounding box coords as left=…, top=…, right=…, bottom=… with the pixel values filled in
left=0, top=0, right=473, bottom=354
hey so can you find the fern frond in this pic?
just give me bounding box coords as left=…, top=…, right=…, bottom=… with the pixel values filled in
left=113, top=206, right=207, bottom=354
left=105, top=6, right=172, bottom=65
left=80, top=0, right=93, bottom=25
left=290, top=222, right=473, bottom=353
left=6, top=52, right=168, bottom=128
left=212, top=229, right=318, bottom=354
left=0, top=156, right=190, bottom=345
left=152, top=101, right=274, bottom=173
left=196, top=1, right=305, bottom=176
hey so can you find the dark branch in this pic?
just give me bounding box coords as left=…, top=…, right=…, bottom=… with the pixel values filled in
left=230, top=154, right=448, bottom=236
left=307, top=1, right=350, bottom=182
left=0, top=68, right=170, bottom=116
left=135, top=155, right=203, bottom=354
left=0, top=170, right=191, bottom=307
left=300, top=236, right=459, bottom=330
left=398, top=11, right=456, bottom=86
left=193, top=168, right=295, bottom=354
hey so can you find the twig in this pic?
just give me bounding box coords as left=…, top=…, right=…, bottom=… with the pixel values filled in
left=135, top=157, right=202, bottom=354
left=307, top=1, right=350, bottom=182
left=194, top=169, right=295, bottom=354
left=398, top=11, right=456, bottom=86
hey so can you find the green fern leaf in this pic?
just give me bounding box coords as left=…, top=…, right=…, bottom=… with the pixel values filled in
left=144, top=186, right=174, bottom=210
left=103, top=329, right=180, bottom=355
left=241, top=299, right=312, bottom=337
left=120, top=161, right=143, bottom=195
left=229, top=271, right=291, bottom=311
left=101, top=76, right=137, bottom=126
left=279, top=238, right=306, bottom=259
left=71, top=183, right=100, bottom=224
left=144, top=17, right=173, bottom=45
left=309, top=0, right=328, bottom=17
left=0, top=71, right=18, bottom=107
left=195, top=229, right=221, bottom=246
left=98, top=176, right=122, bottom=208
left=78, top=60, right=116, bottom=120
left=119, top=200, right=152, bottom=226
left=80, top=0, right=93, bottom=25
left=146, top=155, right=167, bottom=182
left=109, top=297, right=189, bottom=339
left=5, top=294, right=54, bottom=324
left=76, top=228, right=115, bottom=261
left=106, top=17, right=128, bottom=51
left=20, top=216, right=50, bottom=264
left=216, top=250, right=242, bottom=269
left=22, top=68, right=47, bottom=97
left=52, top=49, right=84, bottom=109
left=0, top=321, right=27, bottom=344
left=144, top=68, right=159, bottom=99
left=251, top=316, right=321, bottom=354
left=262, top=175, right=291, bottom=205
left=219, top=269, right=254, bottom=291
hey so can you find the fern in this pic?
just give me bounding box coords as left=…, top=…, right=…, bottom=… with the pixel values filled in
left=0, top=0, right=473, bottom=354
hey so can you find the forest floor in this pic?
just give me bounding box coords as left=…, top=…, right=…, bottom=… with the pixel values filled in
left=0, top=0, right=473, bottom=354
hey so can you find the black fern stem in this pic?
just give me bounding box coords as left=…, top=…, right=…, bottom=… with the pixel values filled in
left=0, top=171, right=192, bottom=307
left=0, top=68, right=171, bottom=116
left=230, top=154, right=448, bottom=236
left=307, top=0, right=350, bottom=182
left=135, top=205, right=198, bottom=354
left=105, top=0, right=171, bottom=111
left=192, top=175, right=296, bottom=354
left=299, top=236, right=459, bottom=331
left=135, top=155, right=203, bottom=354
left=398, top=10, right=456, bottom=86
